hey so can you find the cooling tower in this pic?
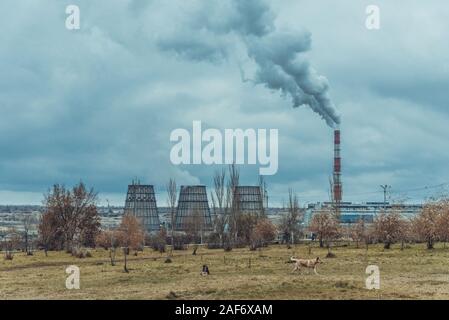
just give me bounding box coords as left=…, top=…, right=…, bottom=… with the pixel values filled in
left=175, top=185, right=212, bottom=231
left=233, top=186, right=264, bottom=214
left=124, top=182, right=160, bottom=232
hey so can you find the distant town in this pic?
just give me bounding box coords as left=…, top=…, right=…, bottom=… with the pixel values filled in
left=0, top=201, right=423, bottom=238
left=0, top=204, right=289, bottom=235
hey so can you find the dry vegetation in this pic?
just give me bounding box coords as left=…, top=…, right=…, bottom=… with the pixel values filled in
left=2, top=178, right=449, bottom=300
left=1, top=243, right=449, bottom=300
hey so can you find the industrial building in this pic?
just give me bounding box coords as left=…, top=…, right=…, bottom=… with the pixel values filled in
left=305, top=201, right=423, bottom=226
left=174, top=185, right=212, bottom=231
left=124, top=182, right=161, bottom=233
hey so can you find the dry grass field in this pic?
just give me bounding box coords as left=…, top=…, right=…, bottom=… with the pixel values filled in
left=1, top=243, right=449, bottom=300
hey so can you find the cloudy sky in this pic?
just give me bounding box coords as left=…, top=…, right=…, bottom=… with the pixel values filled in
left=1, top=0, right=449, bottom=206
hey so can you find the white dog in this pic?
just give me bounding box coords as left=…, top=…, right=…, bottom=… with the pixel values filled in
left=290, top=257, right=322, bottom=275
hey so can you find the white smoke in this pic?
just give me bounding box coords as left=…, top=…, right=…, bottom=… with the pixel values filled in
left=158, top=0, right=340, bottom=127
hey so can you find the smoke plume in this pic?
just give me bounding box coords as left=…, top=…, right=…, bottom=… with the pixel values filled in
left=158, top=0, right=340, bottom=127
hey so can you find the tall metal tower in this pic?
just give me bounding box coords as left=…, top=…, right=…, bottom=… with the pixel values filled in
left=124, top=181, right=160, bottom=233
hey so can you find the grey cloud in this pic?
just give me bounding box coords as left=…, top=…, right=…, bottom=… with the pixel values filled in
left=158, top=30, right=229, bottom=63
left=197, top=0, right=275, bottom=36
left=0, top=0, right=448, bottom=206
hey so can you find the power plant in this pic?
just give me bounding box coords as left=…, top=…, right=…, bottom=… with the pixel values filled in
left=121, top=129, right=342, bottom=232
left=124, top=181, right=160, bottom=233
left=119, top=127, right=425, bottom=232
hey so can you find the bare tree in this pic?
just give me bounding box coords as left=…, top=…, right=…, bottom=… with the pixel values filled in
left=404, top=219, right=414, bottom=249
left=436, top=199, right=449, bottom=248
left=210, top=190, right=217, bottom=222
left=214, top=169, right=226, bottom=215
left=211, top=190, right=216, bottom=214
left=3, top=228, right=21, bottom=260
left=309, top=207, right=340, bottom=255
left=40, top=182, right=101, bottom=253
left=227, top=164, right=240, bottom=242
left=236, top=212, right=259, bottom=245
left=148, top=227, right=167, bottom=253
left=95, top=230, right=110, bottom=250
left=95, top=229, right=120, bottom=266
left=373, top=208, right=403, bottom=249
left=350, top=218, right=366, bottom=248
left=166, top=178, right=177, bottom=251
left=117, top=214, right=145, bottom=272
left=212, top=169, right=227, bottom=245
left=412, top=199, right=448, bottom=249
left=251, top=218, right=277, bottom=249
left=108, top=230, right=120, bottom=266
left=38, top=212, right=56, bottom=257
left=258, top=175, right=268, bottom=217
left=22, top=214, right=36, bottom=255
left=278, top=189, right=303, bottom=244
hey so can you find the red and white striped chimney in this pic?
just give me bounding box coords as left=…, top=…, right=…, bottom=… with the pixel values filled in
left=333, top=128, right=342, bottom=202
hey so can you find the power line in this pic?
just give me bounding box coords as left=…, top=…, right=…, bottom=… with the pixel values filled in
left=390, top=182, right=449, bottom=194
left=116, top=181, right=449, bottom=203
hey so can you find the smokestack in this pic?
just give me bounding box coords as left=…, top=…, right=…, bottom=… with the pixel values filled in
left=333, top=128, right=342, bottom=203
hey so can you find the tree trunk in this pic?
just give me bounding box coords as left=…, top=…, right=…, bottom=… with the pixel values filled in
left=110, top=248, right=116, bottom=266
left=384, top=242, right=391, bottom=249
left=123, top=248, right=129, bottom=272
left=427, top=239, right=434, bottom=250
left=319, top=238, right=323, bottom=248
left=25, top=233, right=29, bottom=255
left=171, top=211, right=175, bottom=250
